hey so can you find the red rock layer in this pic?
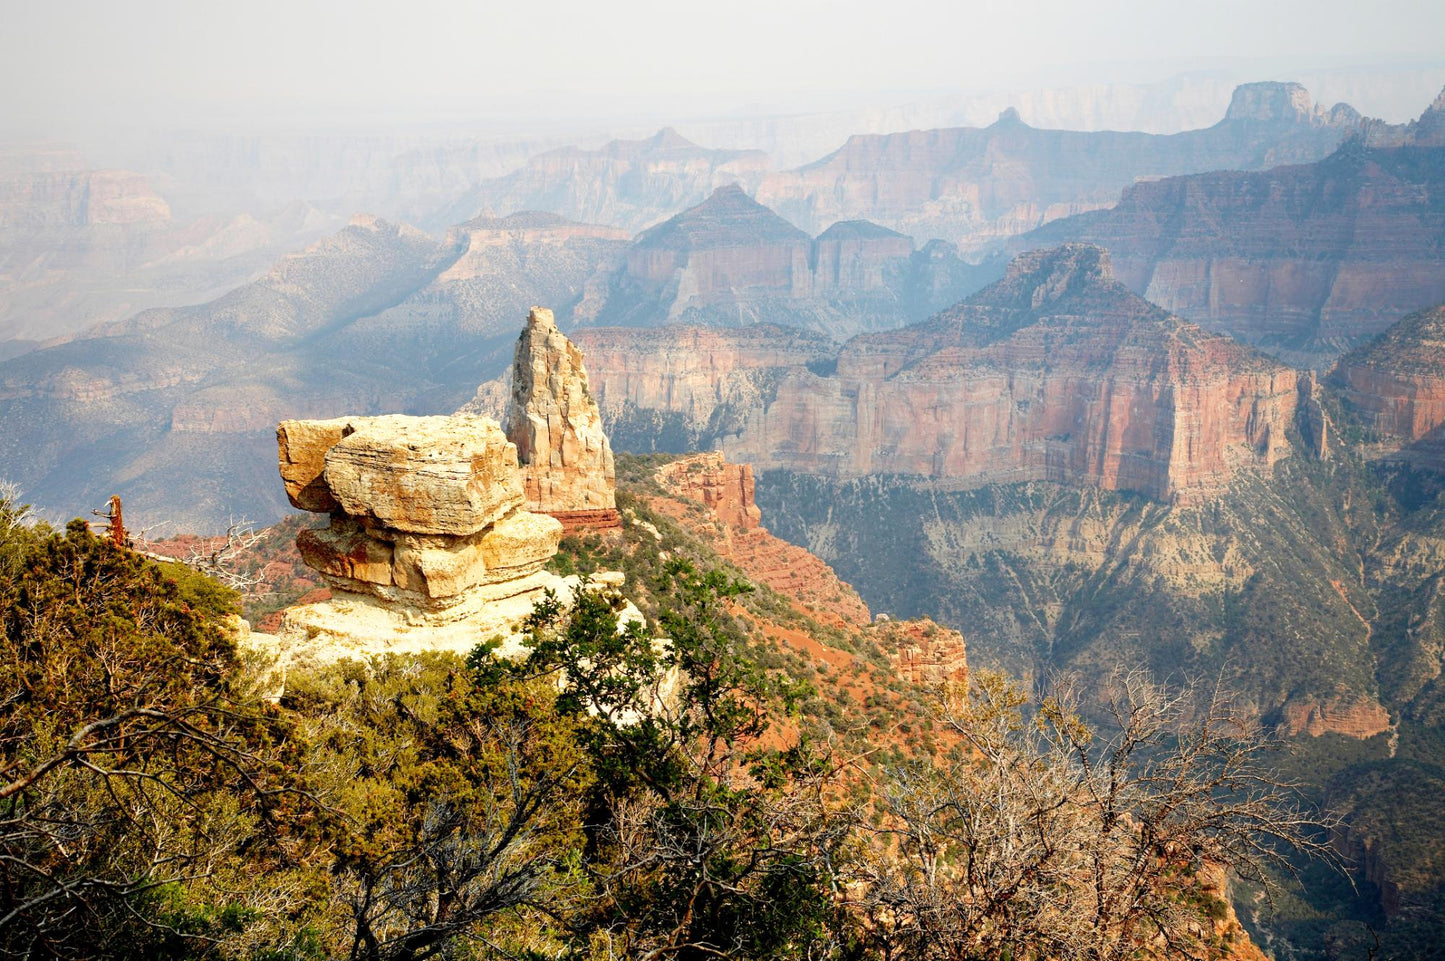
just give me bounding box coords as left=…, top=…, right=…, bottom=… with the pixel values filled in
left=550, top=508, right=623, bottom=534
left=584, top=246, right=1298, bottom=502
left=1331, top=305, right=1445, bottom=447
left=650, top=453, right=871, bottom=628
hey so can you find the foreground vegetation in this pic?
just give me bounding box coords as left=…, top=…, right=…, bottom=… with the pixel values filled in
left=0, top=489, right=1331, bottom=960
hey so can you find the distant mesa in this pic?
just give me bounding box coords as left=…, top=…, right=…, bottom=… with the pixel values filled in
left=756, top=80, right=1415, bottom=252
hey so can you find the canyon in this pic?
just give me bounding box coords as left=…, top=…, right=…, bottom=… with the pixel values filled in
left=580, top=244, right=1300, bottom=502
left=1015, top=92, right=1445, bottom=366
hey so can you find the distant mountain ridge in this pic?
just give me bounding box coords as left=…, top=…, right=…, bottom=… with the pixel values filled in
left=754, top=81, right=1416, bottom=253
left=574, top=184, right=994, bottom=337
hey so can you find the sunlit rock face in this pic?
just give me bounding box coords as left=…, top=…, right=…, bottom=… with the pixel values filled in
left=582, top=245, right=1299, bottom=503
left=503, top=307, right=621, bottom=533
left=269, top=413, right=571, bottom=664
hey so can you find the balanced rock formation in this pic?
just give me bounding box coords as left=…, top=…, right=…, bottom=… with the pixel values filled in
left=270, top=413, right=574, bottom=663
left=503, top=307, right=621, bottom=533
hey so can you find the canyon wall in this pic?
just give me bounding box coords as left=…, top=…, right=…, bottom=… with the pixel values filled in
left=584, top=245, right=1298, bottom=502
left=1017, top=140, right=1445, bottom=366
left=755, top=82, right=1392, bottom=252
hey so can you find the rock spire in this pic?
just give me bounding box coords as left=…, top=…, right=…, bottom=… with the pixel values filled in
left=503, top=307, right=621, bottom=533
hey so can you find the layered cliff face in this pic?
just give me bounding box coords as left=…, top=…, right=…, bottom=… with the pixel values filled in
left=1332, top=306, right=1445, bottom=459
left=503, top=307, right=620, bottom=531
left=573, top=323, right=839, bottom=452
left=456, top=128, right=770, bottom=234
left=755, top=82, right=1387, bottom=252
left=574, top=184, right=994, bottom=338
left=585, top=245, right=1298, bottom=502
left=0, top=212, right=626, bottom=531
left=1018, top=141, right=1445, bottom=366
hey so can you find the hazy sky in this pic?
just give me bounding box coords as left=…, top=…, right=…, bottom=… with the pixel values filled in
left=4, top=0, right=1444, bottom=133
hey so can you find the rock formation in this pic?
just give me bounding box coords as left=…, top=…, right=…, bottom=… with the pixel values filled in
left=270, top=413, right=573, bottom=663
left=1016, top=140, right=1445, bottom=366
left=573, top=185, right=992, bottom=338
left=584, top=245, right=1299, bottom=502
left=503, top=307, right=621, bottom=533
left=1332, top=305, right=1445, bottom=454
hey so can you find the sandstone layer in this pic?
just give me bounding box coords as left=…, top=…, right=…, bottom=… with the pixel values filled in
left=585, top=245, right=1299, bottom=502
left=269, top=413, right=569, bottom=663
left=503, top=307, right=620, bottom=532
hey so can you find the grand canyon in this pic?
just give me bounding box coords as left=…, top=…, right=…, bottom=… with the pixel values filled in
left=3, top=10, right=1445, bottom=958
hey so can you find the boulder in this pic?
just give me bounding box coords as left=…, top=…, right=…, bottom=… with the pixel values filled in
left=322, top=414, right=523, bottom=535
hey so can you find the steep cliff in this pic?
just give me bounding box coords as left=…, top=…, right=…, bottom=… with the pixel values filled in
left=756, top=81, right=1392, bottom=252
left=1332, top=305, right=1445, bottom=461
left=1017, top=141, right=1445, bottom=366
left=574, top=185, right=994, bottom=338
left=584, top=245, right=1298, bottom=502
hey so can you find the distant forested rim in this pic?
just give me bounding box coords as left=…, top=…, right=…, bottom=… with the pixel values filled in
left=0, top=484, right=1329, bottom=960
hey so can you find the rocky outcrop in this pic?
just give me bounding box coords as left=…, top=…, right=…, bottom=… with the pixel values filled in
left=574, top=185, right=993, bottom=338
left=650, top=453, right=871, bottom=628
left=269, top=413, right=571, bottom=663
left=1332, top=306, right=1445, bottom=455
left=873, top=619, right=969, bottom=687
left=756, top=82, right=1387, bottom=253
left=503, top=307, right=621, bottom=532
left=1017, top=140, right=1445, bottom=366
left=586, top=245, right=1299, bottom=502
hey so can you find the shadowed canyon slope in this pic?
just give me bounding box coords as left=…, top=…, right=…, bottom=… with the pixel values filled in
left=0, top=212, right=627, bottom=530
left=573, top=184, right=994, bottom=337
left=754, top=82, right=1393, bottom=253
left=580, top=244, right=1299, bottom=501
left=1015, top=93, right=1445, bottom=365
